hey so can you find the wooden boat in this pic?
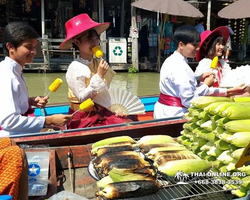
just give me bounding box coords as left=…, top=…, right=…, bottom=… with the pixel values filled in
left=12, top=95, right=187, bottom=146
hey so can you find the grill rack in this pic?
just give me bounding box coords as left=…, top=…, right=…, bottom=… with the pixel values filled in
left=87, top=142, right=238, bottom=200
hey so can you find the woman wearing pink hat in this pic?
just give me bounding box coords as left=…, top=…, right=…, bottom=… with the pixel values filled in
left=60, top=14, right=134, bottom=129
left=195, top=26, right=231, bottom=87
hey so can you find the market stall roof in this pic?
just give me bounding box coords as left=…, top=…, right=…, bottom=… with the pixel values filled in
left=131, top=0, right=204, bottom=18
left=218, top=0, right=250, bottom=19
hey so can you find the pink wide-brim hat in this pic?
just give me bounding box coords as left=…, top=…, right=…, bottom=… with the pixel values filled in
left=196, top=26, right=230, bottom=62
left=59, top=14, right=110, bottom=50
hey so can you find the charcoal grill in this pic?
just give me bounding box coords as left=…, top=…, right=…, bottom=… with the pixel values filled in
left=87, top=141, right=238, bottom=200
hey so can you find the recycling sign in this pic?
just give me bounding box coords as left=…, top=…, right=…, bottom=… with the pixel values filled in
left=113, top=46, right=123, bottom=56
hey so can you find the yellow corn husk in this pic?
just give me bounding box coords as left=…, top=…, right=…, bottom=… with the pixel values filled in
left=183, top=122, right=199, bottom=132
left=204, top=155, right=217, bottom=161
left=146, top=146, right=188, bottom=157
left=228, top=144, right=238, bottom=151
left=108, top=168, right=155, bottom=183
left=188, top=106, right=203, bottom=117
left=226, top=159, right=238, bottom=171
left=196, top=118, right=209, bottom=126
left=231, top=186, right=248, bottom=198
left=226, top=132, right=250, bottom=148
left=191, top=96, right=232, bottom=109
left=205, top=133, right=218, bottom=143
left=157, top=159, right=211, bottom=177
left=200, top=142, right=214, bottom=151
left=200, top=120, right=217, bottom=132
left=190, top=145, right=201, bottom=154
left=231, top=148, right=245, bottom=160
left=224, top=120, right=250, bottom=132
left=219, top=131, right=234, bottom=141
left=204, top=102, right=223, bottom=115
left=221, top=104, right=250, bottom=119
left=239, top=165, right=250, bottom=176
left=179, top=139, right=192, bottom=147
left=192, top=127, right=209, bottom=135
left=211, top=161, right=225, bottom=169
left=219, top=165, right=228, bottom=173
left=137, top=135, right=175, bottom=145
left=177, top=135, right=189, bottom=144
left=233, top=97, right=250, bottom=102
left=97, top=176, right=114, bottom=189
left=214, top=102, right=236, bottom=116
left=216, top=117, right=230, bottom=127
left=217, top=150, right=234, bottom=165
left=210, top=115, right=222, bottom=122
left=198, top=111, right=211, bottom=120
left=213, top=127, right=226, bottom=137
left=198, top=150, right=208, bottom=159
left=92, top=136, right=135, bottom=149
left=210, top=56, right=219, bottom=69
left=207, top=146, right=223, bottom=157
left=214, top=140, right=229, bottom=150
left=241, top=176, right=250, bottom=188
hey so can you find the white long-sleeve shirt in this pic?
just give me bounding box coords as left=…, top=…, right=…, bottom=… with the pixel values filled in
left=0, top=57, right=45, bottom=136
left=154, top=51, right=227, bottom=119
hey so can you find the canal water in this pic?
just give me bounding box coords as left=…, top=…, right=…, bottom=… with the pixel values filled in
left=23, top=72, right=160, bottom=104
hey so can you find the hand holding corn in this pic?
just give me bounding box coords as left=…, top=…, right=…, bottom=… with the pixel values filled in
left=72, top=98, right=95, bottom=115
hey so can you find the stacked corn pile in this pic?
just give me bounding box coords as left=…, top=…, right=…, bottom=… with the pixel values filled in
left=178, top=96, right=250, bottom=198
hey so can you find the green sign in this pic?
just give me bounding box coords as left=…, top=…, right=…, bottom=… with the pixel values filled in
left=113, top=46, right=123, bottom=56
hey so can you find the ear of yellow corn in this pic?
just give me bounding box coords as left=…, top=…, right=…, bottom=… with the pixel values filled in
left=224, top=120, right=250, bottom=132
left=213, top=127, right=226, bottom=137
left=221, top=103, right=250, bottom=119
left=157, top=159, right=211, bottom=177
left=225, top=132, right=250, bottom=148
left=204, top=102, right=223, bottom=115
left=218, top=131, right=234, bottom=141
left=191, top=96, right=232, bottom=109
left=214, top=102, right=236, bottom=117
left=137, top=135, right=175, bottom=145
left=226, top=158, right=238, bottom=171
left=233, top=97, right=250, bottom=102
left=210, top=56, right=219, bottom=69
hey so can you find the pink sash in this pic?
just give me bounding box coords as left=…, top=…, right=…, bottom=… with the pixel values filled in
left=158, top=93, right=185, bottom=108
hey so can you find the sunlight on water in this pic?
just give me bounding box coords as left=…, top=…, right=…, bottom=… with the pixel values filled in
left=23, top=72, right=160, bottom=104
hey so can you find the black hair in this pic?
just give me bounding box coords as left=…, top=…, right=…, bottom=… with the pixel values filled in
left=173, top=25, right=200, bottom=46
left=2, top=21, right=39, bottom=56
left=204, top=36, right=225, bottom=59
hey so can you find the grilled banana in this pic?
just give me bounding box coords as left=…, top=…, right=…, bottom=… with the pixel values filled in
left=96, top=180, right=162, bottom=199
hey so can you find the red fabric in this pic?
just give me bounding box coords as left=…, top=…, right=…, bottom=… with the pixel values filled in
left=158, top=93, right=185, bottom=108
left=212, top=61, right=223, bottom=88
left=67, top=108, right=138, bottom=129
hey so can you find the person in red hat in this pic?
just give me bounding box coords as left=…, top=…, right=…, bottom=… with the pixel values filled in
left=60, top=14, right=135, bottom=128
left=195, top=26, right=232, bottom=88
left=153, top=25, right=246, bottom=119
